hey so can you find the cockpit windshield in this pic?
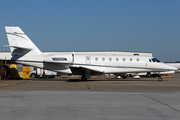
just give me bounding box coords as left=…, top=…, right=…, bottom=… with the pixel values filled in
left=149, top=58, right=161, bottom=62
left=153, top=58, right=161, bottom=62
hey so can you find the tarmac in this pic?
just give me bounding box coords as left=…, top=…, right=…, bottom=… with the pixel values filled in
left=0, top=73, right=180, bottom=120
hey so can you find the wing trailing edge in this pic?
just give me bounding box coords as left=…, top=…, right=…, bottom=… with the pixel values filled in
left=79, top=66, right=105, bottom=73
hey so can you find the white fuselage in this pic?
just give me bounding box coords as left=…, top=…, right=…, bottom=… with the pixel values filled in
left=5, top=26, right=177, bottom=78
left=14, top=53, right=177, bottom=76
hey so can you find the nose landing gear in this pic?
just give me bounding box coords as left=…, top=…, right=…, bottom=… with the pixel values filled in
left=158, top=75, right=162, bottom=81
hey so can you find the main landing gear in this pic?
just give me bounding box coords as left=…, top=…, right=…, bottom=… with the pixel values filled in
left=158, top=75, right=162, bottom=81
left=81, top=75, right=87, bottom=81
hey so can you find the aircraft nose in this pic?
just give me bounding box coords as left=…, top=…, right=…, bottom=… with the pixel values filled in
left=167, top=65, right=178, bottom=71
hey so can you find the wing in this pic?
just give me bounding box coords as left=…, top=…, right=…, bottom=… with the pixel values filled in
left=79, top=66, right=104, bottom=73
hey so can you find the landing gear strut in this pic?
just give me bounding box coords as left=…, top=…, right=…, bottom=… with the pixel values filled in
left=122, top=75, right=127, bottom=79
left=81, top=75, right=87, bottom=81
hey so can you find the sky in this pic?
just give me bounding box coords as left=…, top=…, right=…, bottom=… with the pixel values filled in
left=0, top=0, right=180, bottom=62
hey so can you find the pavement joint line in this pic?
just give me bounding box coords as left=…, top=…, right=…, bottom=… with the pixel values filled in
left=0, top=81, right=30, bottom=89
left=142, top=94, right=180, bottom=113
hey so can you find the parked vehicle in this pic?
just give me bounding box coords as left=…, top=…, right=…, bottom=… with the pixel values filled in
left=30, top=68, right=57, bottom=78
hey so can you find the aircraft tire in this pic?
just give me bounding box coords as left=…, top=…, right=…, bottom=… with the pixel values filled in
left=158, top=77, right=162, bottom=81
left=81, top=75, right=87, bottom=81
left=122, top=75, right=127, bottom=79
left=147, top=73, right=151, bottom=77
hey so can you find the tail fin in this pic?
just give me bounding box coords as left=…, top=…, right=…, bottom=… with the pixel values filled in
left=5, top=26, right=42, bottom=57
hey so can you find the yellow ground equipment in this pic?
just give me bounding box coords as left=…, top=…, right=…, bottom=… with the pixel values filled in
left=10, top=64, right=30, bottom=79
left=23, top=67, right=30, bottom=79
left=10, top=64, right=23, bottom=79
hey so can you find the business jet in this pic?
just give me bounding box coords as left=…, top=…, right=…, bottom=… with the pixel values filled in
left=5, top=26, right=177, bottom=81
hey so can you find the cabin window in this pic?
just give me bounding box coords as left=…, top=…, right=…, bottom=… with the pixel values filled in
left=136, top=58, right=139, bottom=62
left=116, top=58, right=119, bottom=61
left=149, top=59, right=152, bottom=62
left=95, top=57, right=98, bottom=61
left=85, top=56, right=91, bottom=64
left=123, top=58, right=126, bottom=62
left=86, top=56, right=90, bottom=61
left=130, top=58, right=133, bottom=62
left=102, top=57, right=105, bottom=61
left=109, top=58, right=112, bottom=61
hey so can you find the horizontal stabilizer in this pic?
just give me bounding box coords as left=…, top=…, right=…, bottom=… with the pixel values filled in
left=4, top=45, right=32, bottom=50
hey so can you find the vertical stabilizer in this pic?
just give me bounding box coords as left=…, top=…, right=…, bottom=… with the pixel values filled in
left=5, top=26, right=42, bottom=57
